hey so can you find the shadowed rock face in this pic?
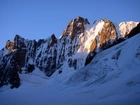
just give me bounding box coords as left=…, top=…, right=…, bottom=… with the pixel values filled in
left=35, top=34, right=57, bottom=77
left=50, top=34, right=57, bottom=46
left=0, top=52, right=20, bottom=89
left=0, top=34, right=58, bottom=88
left=0, top=35, right=27, bottom=88
left=14, top=34, right=26, bottom=49
left=14, top=35, right=27, bottom=67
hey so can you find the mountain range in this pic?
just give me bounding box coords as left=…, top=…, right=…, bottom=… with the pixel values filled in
left=0, top=16, right=140, bottom=105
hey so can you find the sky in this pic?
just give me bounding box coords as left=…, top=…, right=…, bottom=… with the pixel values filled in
left=0, top=0, right=140, bottom=49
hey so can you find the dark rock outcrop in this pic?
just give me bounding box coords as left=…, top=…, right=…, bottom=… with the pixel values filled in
left=0, top=52, right=20, bottom=88
left=128, top=23, right=140, bottom=38
left=27, top=64, right=35, bottom=73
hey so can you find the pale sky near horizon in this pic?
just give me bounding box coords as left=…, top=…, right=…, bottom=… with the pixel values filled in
left=0, top=0, right=140, bottom=49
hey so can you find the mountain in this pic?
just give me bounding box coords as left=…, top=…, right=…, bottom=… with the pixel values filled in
left=0, top=16, right=140, bottom=105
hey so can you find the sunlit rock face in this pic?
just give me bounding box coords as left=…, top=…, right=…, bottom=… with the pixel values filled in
left=98, top=19, right=118, bottom=49
left=57, top=17, right=90, bottom=70
left=6, top=40, right=14, bottom=53
left=62, top=16, right=90, bottom=39
left=0, top=16, right=139, bottom=88
left=84, top=19, right=117, bottom=65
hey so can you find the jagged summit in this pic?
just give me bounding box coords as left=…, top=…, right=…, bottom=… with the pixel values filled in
left=0, top=16, right=140, bottom=89
left=95, top=19, right=118, bottom=49
left=62, top=16, right=90, bottom=39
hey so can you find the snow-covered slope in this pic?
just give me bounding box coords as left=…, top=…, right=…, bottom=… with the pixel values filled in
left=119, top=21, right=139, bottom=37
left=0, top=34, right=140, bottom=105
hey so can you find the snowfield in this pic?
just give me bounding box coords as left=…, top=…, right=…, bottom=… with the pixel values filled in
left=0, top=34, right=140, bottom=105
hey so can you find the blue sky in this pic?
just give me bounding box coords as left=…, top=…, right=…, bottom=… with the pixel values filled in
left=0, top=0, right=140, bottom=49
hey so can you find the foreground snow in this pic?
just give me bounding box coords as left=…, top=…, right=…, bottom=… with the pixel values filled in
left=0, top=70, right=140, bottom=105
left=0, top=35, right=140, bottom=105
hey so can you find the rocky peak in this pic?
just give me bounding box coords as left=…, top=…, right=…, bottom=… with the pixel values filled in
left=62, top=16, right=90, bottom=39
left=84, top=19, right=118, bottom=65
left=50, top=34, right=57, bottom=46
left=14, top=34, right=26, bottom=49
left=98, top=19, right=118, bottom=49
left=76, top=16, right=90, bottom=24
